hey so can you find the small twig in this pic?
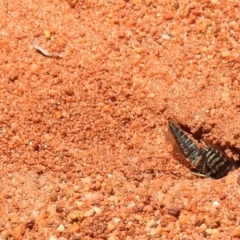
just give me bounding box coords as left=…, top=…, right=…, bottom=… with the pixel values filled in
left=33, top=40, right=63, bottom=58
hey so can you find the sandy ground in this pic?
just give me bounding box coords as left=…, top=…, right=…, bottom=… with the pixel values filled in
left=1, top=0, right=240, bottom=239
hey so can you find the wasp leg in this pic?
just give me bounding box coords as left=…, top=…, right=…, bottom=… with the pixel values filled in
left=191, top=154, right=203, bottom=168
left=201, top=161, right=212, bottom=178
left=192, top=155, right=211, bottom=178
left=190, top=170, right=207, bottom=178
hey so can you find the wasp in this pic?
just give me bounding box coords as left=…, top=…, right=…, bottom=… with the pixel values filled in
left=199, top=147, right=238, bottom=179
left=166, top=121, right=238, bottom=179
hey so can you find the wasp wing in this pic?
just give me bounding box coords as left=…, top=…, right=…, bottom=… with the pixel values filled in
left=164, top=121, right=197, bottom=169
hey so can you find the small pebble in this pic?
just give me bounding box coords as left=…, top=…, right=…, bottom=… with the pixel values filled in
left=8, top=213, right=19, bottom=223
left=212, top=229, right=219, bottom=235
left=233, top=226, right=240, bottom=238
left=55, top=111, right=63, bottom=119
left=56, top=205, right=64, bottom=213
left=93, top=206, right=102, bottom=215
left=113, top=218, right=121, bottom=224
left=212, top=201, right=220, bottom=207
left=127, top=202, right=135, bottom=208
left=49, top=236, right=57, bottom=240
left=205, top=228, right=213, bottom=235
left=168, top=207, right=181, bottom=218
left=44, top=30, right=51, bottom=39
left=221, top=51, right=230, bottom=57
left=68, top=223, right=80, bottom=233
left=56, top=224, right=65, bottom=232
left=64, top=87, right=74, bottom=96
left=29, top=63, right=39, bottom=74
left=108, top=237, right=117, bottom=240
left=134, top=214, right=143, bottom=221
left=75, top=201, right=84, bottom=208
left=146, top=219, right=156, bottom=227
left=84, top=208, right=95, bottom=217
left=148, top=92, right=155, bottom=98
left=150, top=228, right=157, bottom=235
left=229, top=213, right=236, bottom=221
left=68, top=211, right=83, bottom=221
left=143, top=205, right=154, bottom=213
left=161, top=34, right=171, bottom=40
left=107, top=222, right=116, bottom=232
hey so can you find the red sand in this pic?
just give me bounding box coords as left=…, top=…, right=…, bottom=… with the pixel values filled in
left=0, top=0, right=240, bottom=239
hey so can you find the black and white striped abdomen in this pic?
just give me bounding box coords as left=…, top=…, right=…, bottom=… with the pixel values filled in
left=168, top=121, right=203, bottom=163
left=202, top=147, right=237, bottom=179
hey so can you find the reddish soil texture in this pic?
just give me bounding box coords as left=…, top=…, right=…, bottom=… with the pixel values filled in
left=1, top=0, right=240, bottom=239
